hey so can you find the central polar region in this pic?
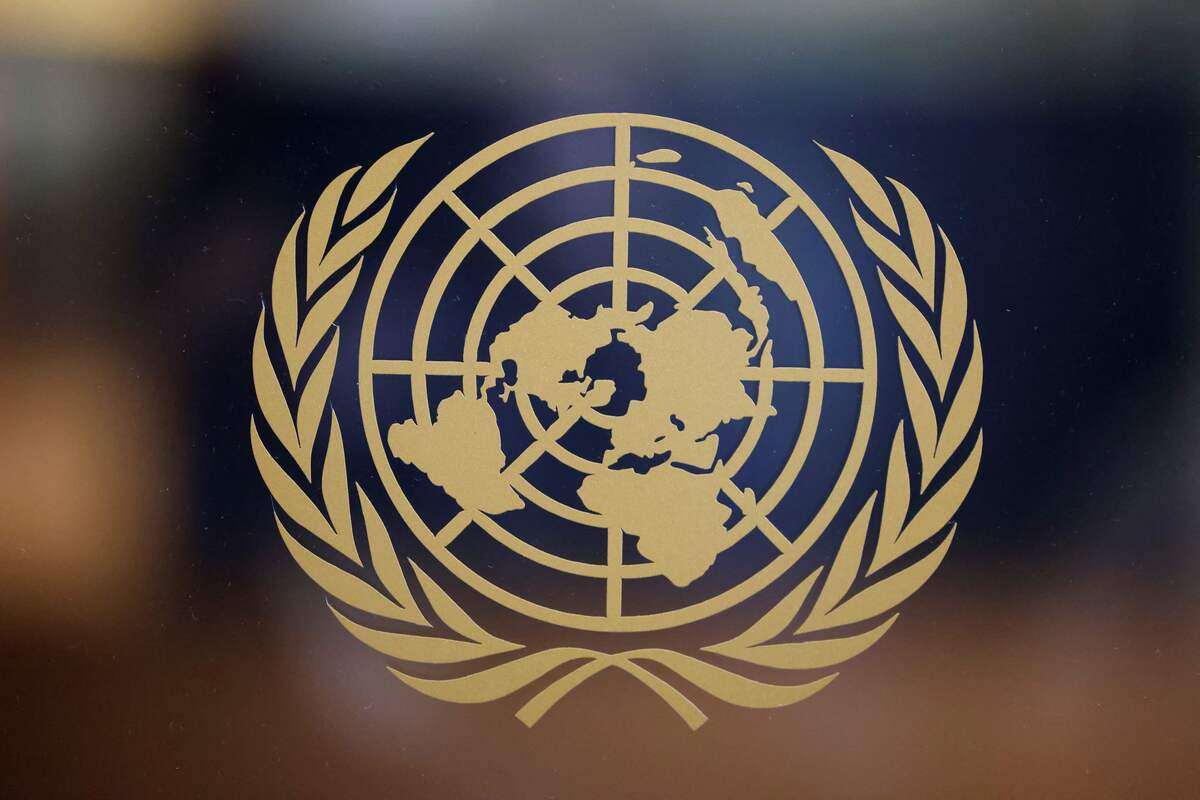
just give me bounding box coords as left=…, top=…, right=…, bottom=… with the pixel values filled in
left=388, top=296, right=774, bottom=587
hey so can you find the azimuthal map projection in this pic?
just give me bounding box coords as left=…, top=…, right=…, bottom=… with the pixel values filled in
left=388, top=166, right=816, bottom=590
left=360, top=114, right=879, bottom=632
left=252, top=112, right=983, bottom=726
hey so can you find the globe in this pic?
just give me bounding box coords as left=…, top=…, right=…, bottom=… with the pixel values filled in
left=358, top=114, right=877, bottom=632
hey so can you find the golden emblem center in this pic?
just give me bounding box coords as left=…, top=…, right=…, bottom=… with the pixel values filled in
left=357, top=114, right=876, bottom=632
left=251, top=112, right=982, bottom=727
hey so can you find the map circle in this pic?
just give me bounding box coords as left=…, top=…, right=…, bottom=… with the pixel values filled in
left=359, top=114, right=877, bottom=632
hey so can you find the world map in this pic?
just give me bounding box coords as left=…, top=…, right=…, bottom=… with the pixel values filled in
left=389, top=181, right=792, bottom=587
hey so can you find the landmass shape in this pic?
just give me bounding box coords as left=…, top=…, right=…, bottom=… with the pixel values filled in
left=387, top=171, right=803, bottom=588
left=388, top=389, right=524, bottom=514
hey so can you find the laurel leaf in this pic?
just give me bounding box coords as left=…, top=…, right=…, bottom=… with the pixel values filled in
left=250, top=418, right=337, bottom=547
left=252, top=311, right=301, bottom=463
left=934, top=325, right=983, bottom=474
left=358, top=487, right=429, bottom=626
left=271, top=212, right=303, bottom=380
left=331, top=605, right=519, bottom=664
left=276, top=516, right=407, bottom=619
left=937, top=228, right=968, bottom=394
left=321, top=413, right=356, bottom=565
left=808, top=527, right=954, bottom=631
left=879, top=270, right=940, bottom=376
left=316, top=191, right=394, bottom=288
left=344, top=134, right=432, bottom=223
left=894, top=433, right=982, bottom=560
left=411, top=562, right=516, bottom=650
left=798, top=494, right=874, bottom=632
left=889, top=178, right=936, bottom=305
left=390, top=648, right=590, bottom=703
left=869, top=424, right=911, bottom=575
left=306, top=166, right=360, bottom=299
left=705, top=567, right=822, bottom=653
left=818, top=143, right=899, bottom=233
left=633, top=649, right=837, bottom=708
left=898, top=342, right=938, bottom=489
left=852, top=205, right=924, bottom=293
left=296, top=261, right=359, bottom=366
left=708, top=614, right=897, bottom=670
left=295, top=330, right=338, bottom=473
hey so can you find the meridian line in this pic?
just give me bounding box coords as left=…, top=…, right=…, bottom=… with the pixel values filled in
left=444, top=191, right=550, bottom=300
left=607, top=527, right=623, bottom=617
left=501, top=406, right=584, bottom=479
left=436, top=509, right=472, bottom=545
left=678, top=268, right=723, bottom=310
left=766, top=196, right=799, bottom=230
left=721, top=480, right=791, bottom=552
left=611, top=124, right=632, bottom=312
left=757, top=517, right=792, bottom=552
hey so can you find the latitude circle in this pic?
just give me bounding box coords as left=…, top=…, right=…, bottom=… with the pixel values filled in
left=359, top=113, right=878, bottom=632
left=437, top=218, right=805, bottom=567
left=418, top=190, right=810, bottom=563
left=437, top=192, right=817, bottom=517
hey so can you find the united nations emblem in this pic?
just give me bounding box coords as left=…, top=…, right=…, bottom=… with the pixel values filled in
left=251, top=114, right=983, bottom=728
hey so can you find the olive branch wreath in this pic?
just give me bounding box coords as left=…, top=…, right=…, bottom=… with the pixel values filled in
left=249, top=137, right=982, bottom=730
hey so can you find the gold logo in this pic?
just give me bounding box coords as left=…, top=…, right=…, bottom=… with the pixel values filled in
left=250, top=114, right=982, bottom=728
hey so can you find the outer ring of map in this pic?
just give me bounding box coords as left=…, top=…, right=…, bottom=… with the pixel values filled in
left=359, top=113, right=877, bottom=633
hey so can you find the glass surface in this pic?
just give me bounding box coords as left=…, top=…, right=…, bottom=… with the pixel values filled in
left=0, top=2, right=1196, bottom=796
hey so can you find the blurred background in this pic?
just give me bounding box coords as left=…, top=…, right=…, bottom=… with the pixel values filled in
left=0, top=1, right=1197, bottom=797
